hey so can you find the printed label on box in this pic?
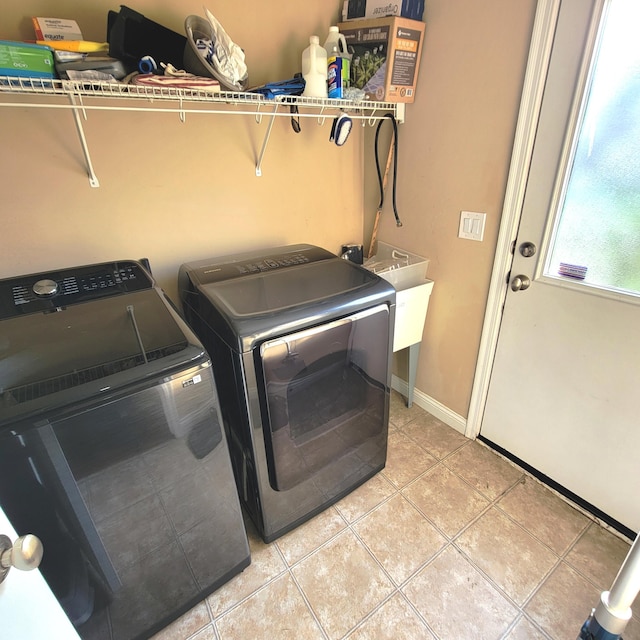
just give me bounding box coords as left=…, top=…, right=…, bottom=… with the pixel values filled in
left=390, top=26, right=421, bottom=86
left=340, top=17, right=424, bottom=102
left=32, top=17, right=83, bottom=42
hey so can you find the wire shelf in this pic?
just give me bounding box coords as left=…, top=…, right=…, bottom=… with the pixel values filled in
left=0, top=75, right=405, bottom=183
left=0, top=75, right=402, bottom=119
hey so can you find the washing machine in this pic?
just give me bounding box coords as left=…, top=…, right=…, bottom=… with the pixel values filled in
left=178, top=244, right=396, bottom=542
left=0, top=260, right=250, bottom=640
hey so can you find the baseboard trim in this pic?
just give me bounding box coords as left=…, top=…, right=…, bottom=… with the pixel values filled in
left=391, top=375, right=467, bottom=436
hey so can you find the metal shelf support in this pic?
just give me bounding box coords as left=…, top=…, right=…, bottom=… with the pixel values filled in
left=255, top=102, right=280, bottom=177
left=68, top=93, right=100, bottom=188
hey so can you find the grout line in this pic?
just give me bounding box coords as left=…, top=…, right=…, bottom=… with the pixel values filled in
left=286, top=569, right=331, bottom=640
left=394, top=589, right=440, bottom=640
left=191, top=623, right=219, bottom=640
left=339, top=590, right=401, bottom=639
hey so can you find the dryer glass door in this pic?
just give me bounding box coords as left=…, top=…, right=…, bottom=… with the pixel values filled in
left=258, top=303, right=391, bottom=491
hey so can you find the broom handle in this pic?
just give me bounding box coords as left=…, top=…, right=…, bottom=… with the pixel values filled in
left=367, top=140, right=395, bottom=259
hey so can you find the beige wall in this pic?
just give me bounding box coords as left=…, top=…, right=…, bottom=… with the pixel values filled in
left=366, top=0, right=536, bottom=416
left=0, top=1, right=536, bottom=420
left=1, top=0, right=362, bottom=303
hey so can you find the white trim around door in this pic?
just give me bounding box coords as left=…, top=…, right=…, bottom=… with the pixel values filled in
left=465, top=0, right=562, bottom=439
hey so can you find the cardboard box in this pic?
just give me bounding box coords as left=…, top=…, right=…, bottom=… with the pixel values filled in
left=0, top=41, right=55, bottom=78
left=31, top=17, right=83, bottom=42
left=338, top=17, right=425, bottom=103
left=341, top=0, right=424, bottom=22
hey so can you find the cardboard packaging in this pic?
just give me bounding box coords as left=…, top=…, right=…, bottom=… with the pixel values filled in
left=338, top=17, right=425, bottom=103
left=341, top=0, right=424, bottom=22
left=0, top=41, right=55, bottom=78
left=31, top=17, right=83, bottom=42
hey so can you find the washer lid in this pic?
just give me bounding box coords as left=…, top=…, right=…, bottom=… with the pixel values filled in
left=0, top=289, right=195, bottom=420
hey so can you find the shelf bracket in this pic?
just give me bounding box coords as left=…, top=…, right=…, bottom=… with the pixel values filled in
left=68, top=93, right=100, bottom=187
left=255, top=102, right=280, bottom=177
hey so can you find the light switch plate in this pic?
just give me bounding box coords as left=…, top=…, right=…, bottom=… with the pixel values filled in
left=459, top=211, right=486, bottom=241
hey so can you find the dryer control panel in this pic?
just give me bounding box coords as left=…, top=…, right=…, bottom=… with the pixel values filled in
left=0, top=260, right=153, bottom=319
left=183, top=244, right=335, bottom=285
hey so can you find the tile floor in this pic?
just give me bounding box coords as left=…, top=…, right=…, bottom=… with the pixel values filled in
left=152, top=391, right=638, bottom=640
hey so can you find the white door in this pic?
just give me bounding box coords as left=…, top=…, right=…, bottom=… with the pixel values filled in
left=480, top=0, right=640, bottom=533
left=0, top=507, right=80, bottom=639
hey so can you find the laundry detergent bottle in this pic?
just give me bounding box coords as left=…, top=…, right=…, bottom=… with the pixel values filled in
left=324, top=26, right=350, bottom=98
left=302, top=35, right=328, bottom=98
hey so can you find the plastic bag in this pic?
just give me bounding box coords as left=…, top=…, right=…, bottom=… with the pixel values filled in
left=204, top=7, right=247, bottom=86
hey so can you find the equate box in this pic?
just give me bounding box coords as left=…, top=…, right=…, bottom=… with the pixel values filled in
left=0, top=41, right=55, bottom=78
left=338, top=17, right=425, bottom=103
left=31, top=17, right=83, bottom=42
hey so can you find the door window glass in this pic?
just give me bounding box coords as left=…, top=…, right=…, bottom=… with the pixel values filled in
left=546, top=0, right=640, bottom=295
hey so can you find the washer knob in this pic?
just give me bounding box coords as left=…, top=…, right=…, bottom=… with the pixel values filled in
left=33, top=279, right=59, bottom=297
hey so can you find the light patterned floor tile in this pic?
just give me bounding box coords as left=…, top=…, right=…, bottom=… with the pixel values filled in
left=497, top=477, right=590, bottom=555
left=403, top=464, right=490, bottom=538
left=190, top=626, right=217, bottom=640
left=150, top=602, right=210, bottom=640
left=400, top=412, right=469, bottom=460
left=456, top=507, right=558, bottom=605
left=382, top=430, right=437, bottom=489
left=525, top=562, right=600, bottom=639
left=292, top=529, right=394, bottom=640
left=207, top=519, right=285, bottom=618
left=346, top=593, right=435, bottom=639
left=276, top=506, right=347, bottom=566
left=444, top=440, right=523, bottom=500
left=215, top=573, right=324, bottom=640
left=504, top=615, right=551, bottom=639
left=335, top=471, right=397, bottom=523
left=403, top=545, right=519, bottom=639
left=564, top=522, right=632, bottom=592
left=622, top=615, right=640, bottom=640
left=389, top=391, right=427, bottom=428
left=354, top=493, right=447, bottom=584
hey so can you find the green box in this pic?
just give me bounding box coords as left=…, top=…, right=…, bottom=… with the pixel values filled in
left=0, top=41, right=54, bottom=78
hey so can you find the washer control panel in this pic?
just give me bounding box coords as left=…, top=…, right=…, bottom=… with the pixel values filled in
left=0, top=261, right=153, bottom=319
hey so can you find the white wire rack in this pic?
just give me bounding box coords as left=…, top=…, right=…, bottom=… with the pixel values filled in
left=0, top=76, right=405, bottom=184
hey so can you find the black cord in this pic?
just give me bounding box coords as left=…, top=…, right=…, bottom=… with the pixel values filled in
left=375, top=113, right=402, bottom=227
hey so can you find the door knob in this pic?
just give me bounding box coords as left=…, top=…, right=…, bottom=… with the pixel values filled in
left=0, top=534, right=44, bottom=584
left=511, top=275, right=531, bottom=292
left=519, top=242, right=537, bottom=258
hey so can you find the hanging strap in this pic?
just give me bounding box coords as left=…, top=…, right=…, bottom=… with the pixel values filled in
left=375, top=113, right=402, bottom=227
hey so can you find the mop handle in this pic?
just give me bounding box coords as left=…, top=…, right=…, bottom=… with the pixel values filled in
left=608, top=533, right=640, bottom=611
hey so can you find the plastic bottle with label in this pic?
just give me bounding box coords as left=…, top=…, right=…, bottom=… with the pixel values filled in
left=323, top=26, right=351, bottom=99
left=301, top=35, right=328, bottom=98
